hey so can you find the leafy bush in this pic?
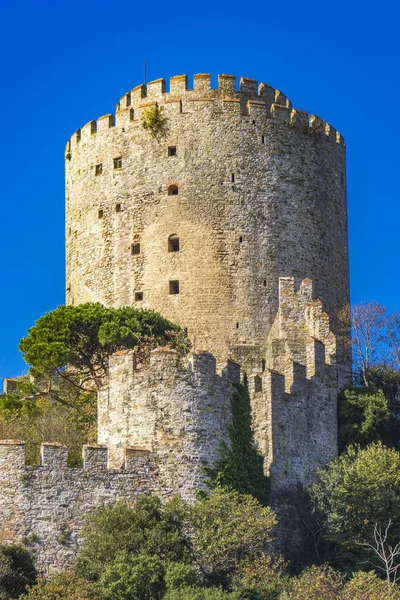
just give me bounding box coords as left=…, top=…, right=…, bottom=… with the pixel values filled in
left=338, top=388, right=390, bottom=451
left=164, top=587, right=242, bottom=600
left=342, top=570, right=400, bottom=600
left=283, top=565, right=344, bottom=600
left=309, top=443, right=400, bottom=552
left=0, top=544, right=36, bottom=599
left=141, top=106, right=168, bottom=138
left=191, top=488, right=277, bottom=585
left=99, top=552, right=165, bottom=600
left=22, top=573, right=100, bottom=599
left=77, top=496, right=190, bottom=582
left=232, top=554, right=287, bottom=599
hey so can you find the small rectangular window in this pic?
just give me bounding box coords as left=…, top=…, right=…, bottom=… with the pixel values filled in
left=168, top=146, right=177, bottom=156
left=135, top=291, right=143, bottom=301
left=130, top=108, right=135, bottom=121
left=76, top=129, right=81, bottom=142
left=231, top=173, right=235, bottom=183
left=114, top=157, right=122, bottom=169
left=169, top=280, right=180, bottom=295
left=131, top=243, right=141, bottom=255
left=95, top=163, right=103, bottom=175
left=126, top=92, right=131, bottom=107
left=115, top=204, right=121, bottom=212
left=261, top=135, right=265, bottom=144
left=98, top=209, right=104, bottom=219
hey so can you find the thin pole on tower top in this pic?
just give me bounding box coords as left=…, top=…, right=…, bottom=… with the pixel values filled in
left=144, top=61, right=147, bottom=86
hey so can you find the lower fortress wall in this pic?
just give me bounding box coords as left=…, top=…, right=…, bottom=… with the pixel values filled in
left=0, top=277, right=343, bottom=574
left=0, top=443, right=156, bottom=575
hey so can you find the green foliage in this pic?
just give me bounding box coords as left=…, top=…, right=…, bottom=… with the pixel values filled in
left=164, top=587, right=243, bottom=600
left=205, top=379, right=269, bottom=504
left=283, top=565, right=344, bottom=600
left=76, top=496, right=190, bottom=582
left=309, top=443, right=400, bottom=553
left=0, top=544, right=36, bottom=599
left=22, top=573, right=101, bottom=599
left=164, top=562, right=200, bottom=590
left=141, top=106, right=168, bottom=138
left=99, top=552, right=166, bottom=600
left=342, top=570, right=400, bottom=600
left=280, top=566, right=400, bottom=600
left=19, top=303, right=185, bottom=385
left=338, top=388, right=391, bottom=451
left=232, top=554, right=288, bottom=600
left=191, top=488, right=277, bottom=584
left=75, top=491, right=281, bottom=598
left=15, top=303, right=188, bottom=430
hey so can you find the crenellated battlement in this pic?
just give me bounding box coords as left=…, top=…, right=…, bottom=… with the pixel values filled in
left=0, top=441, right=156, bottom=575
left=98, top=348, right=240, bottom=495
left=0, top=441, right=151, bottom=472
left=65, top=72, right=344, bottom=153
left=249, top=277, right=339, bottom=498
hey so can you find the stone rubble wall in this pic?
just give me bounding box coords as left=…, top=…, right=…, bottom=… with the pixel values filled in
left=66, top=72, right=349, bottom=373
left=0, top=441, right=156, bottom=575
left=98, top=348, right=240, bottom=500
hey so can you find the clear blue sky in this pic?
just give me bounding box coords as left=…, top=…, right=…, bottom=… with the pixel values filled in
left=0, top=0, right=398, bottom=382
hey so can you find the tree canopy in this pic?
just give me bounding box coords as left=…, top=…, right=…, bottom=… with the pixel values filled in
left=309, top=443, right=400, bottom=552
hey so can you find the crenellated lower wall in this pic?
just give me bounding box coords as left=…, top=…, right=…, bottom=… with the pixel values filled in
left=250, top=277, right=340, bottom=499
left=0, top=441, right=155, bottom=575
left=98, top=348, right=240, bottom=500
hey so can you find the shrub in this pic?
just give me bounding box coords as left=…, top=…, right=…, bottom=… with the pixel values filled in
left=0, top=544, right=36, bottom=599
left=342, top=570, right=400, bottom=600
left=164, top=586, right=242, bottom=600
left=77, top=496, right=190, bottom=581
left=22, top=573, right=100, bottom=599
left=284, top=565, right=344, bottom=600
left=99, top=552, right=165, bottom=600
left=309, top=443, right=400, bottom=550
left=191, top=488, right=277, bottom=585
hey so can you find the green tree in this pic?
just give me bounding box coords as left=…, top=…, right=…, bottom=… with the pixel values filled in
left=21, top=573, right=101, bottom=599
left=14, top=304, right=188, bottom=428
left=309, top=443, right=400, bottom=557
left=99, top=553, right=165, bottom=600
left=76, top=496, right=191, bottom=582
left=164, top=588, right=242, bottom=600
left=231, top=554, right=287, bottom=600
left=283, top=565, right=344, bottom=600
left=342, top=570, right=400, bottom=600
left=205, top=380, right=269, bottom=505
left=191, top=488, right=277, bottom=586
left=0, top=544, right=36, bottom=599
left=338, top=388, right=391, bottom=451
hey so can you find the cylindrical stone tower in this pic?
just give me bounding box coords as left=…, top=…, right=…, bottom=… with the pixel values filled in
left=66, top=73, right=349, bottom=368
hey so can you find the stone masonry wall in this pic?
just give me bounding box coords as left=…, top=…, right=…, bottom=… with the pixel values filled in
left=66, top=73, right=349, bottom=373
left=98, top=348, right=240, bottom=500
left=0, top=441, right=156, bottom=575
left=250, top=277, right=339, bottom=499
